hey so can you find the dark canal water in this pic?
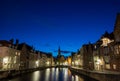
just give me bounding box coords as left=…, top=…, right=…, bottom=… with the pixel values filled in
left=5, top=68, right=98, bottom=81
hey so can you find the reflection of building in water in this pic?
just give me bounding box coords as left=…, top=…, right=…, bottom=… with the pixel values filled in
left=72, top=75, right=84, bottom=81
left=45, top=68, right=50, bottom=81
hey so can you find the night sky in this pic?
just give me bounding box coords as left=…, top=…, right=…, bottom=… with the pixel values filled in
left=0, top=0, right=120, bottom=56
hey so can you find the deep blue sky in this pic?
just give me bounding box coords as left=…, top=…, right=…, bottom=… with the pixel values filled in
left=0, top=0, right=120, bottom=56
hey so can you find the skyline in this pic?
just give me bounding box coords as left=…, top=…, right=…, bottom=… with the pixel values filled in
left=0, top=0, right=120, bottom=56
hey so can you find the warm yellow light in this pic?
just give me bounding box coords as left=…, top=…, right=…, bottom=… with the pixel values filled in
left=3, top=57, right=8, bottom=64
left=18, top=52, right=20, bottom=56
left=36, top=61, right=38, bottom=64
left=64, top=61, right=68, bottom=65
left=46, top=61, right=50, bottom=65
left=96, top=59, right=101, bottom=65
left=72, top=62, right=74, bottom=65
left=36, top=60, right=39, bottom=67
left=101, top=37, right=113, bottom=46
left=75, top=61, right=79, bottom=65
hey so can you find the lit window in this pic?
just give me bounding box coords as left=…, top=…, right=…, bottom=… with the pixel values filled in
left=113, top=64, right=116, bottom=69
left=18, top=52, right=20, bottom=56
left=3, top=57, right=8, bottom=64
left=15, top=52, right=17, bottom=55
left=101, top=38, right=113, bottom=46
left=14, top=56, right=17, bottom=63
left=106, top=64, right=110, bottom=69
left=94, top=45, right=96, bottom=49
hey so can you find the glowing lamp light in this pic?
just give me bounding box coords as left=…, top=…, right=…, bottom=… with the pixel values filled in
left=75, top=61, right=79, bottom=65
left=96, top=59, right=101, bottom=65
left=3, top=57, right=8, bottom=64
left=46, top=61, right=50, bottom=65
left=64, top=61, right=68, bottom=65
left=36, top=60, right=39, bottom=67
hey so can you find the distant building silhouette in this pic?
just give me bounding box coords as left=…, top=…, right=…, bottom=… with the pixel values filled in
left=56, top=46, right=65, bottom=65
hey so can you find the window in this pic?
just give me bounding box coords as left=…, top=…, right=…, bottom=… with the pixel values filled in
left=14, top=56, right=17, bottom=63
left=18, top=52, right=20, bottom=56
left=94, top=45, right=96, bottom=49
left=15, top=52, right=17, bottom=55
left=113, top=64, right=116, bottom=69
left=106, top=64, right=110, bottom=69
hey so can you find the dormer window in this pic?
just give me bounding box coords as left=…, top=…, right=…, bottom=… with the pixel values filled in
left=101, top=37, right=113, bottom=46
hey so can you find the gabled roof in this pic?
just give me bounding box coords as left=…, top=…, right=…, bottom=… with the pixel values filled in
left=17, top=43, right=33, bottom=51
left=0, top=40, right=11, bottom=47
left=40, top=51, right=52, bottom=57
left=101, top=31, right=114, bottom=40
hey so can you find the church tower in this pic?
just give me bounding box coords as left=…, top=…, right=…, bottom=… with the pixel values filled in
left=113, top=13, right=120, bottom=42
left=58, top=46, right=61, bottom=57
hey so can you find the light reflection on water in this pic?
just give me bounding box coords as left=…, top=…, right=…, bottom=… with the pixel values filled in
left=45, top=68, right=50, bottom=81
left=32, top=71, right=41, bottom=81
left=6, top=68, right=97, bottom=81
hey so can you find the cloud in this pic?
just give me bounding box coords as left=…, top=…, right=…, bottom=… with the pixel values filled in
left=44, top=43, right=51, bottom=47
left=61, top=50, right=72, bottom=53
left=54, top=50, right=74, bottom=54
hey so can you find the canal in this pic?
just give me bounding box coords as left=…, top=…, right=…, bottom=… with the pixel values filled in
left=4, top=68, right=98, bottom=81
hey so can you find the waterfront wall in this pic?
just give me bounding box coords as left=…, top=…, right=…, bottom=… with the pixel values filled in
left=0, top=66, right=55, bottom=80
left=70, top=67, right=120, bottom=81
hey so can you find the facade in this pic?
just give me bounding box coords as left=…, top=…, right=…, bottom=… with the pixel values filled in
left=17, top=43, right=35, bottom=70
left=66, top=56, right=72, bottom=66
left=0, top=40, right=20, bottom=71
left=0, top=39, right=54, bottom=71
left=82, top=43, right=94, bottom=70
left=71, top=51, right=81, bottom=67
left=72, top=13, right=120, bottom=72
left=39, top=51, right=54, bottom=67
